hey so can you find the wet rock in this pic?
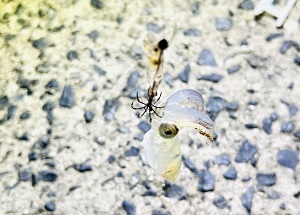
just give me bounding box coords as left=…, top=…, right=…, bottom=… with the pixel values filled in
left=245, top=123, right=258, bottom=129
left=226, top=102, right=239, bottom=111
left=38, top=170, right=58, bottom=182
left=36, top=63, right=49, bottom=73
left=74, top=163, right=92, bottom=172
left=146, top=22, right=161, bottom=33
left=198, top=170, right=215, bottom=192
left=0, top=96, right=9, bottom=110
left=280, top=40, right=293, bottom=54
left=241, top=186, right=254, bottom=213
left=87, top=30, right=100, bottom=41
left=19, top=169, right=31, bottom=181
left=238, top=0, right=254, bottom=10
left=227, top=65, right=241, bottom=74
left=32, top=38, right=47, bottom=50
left=197, top=49, right=217, bottom=67
left=91, top=0, right=104, bottom=9
left=206, top=96, right=226, bottom=121
left=262, top=117, right=272, bottom=134
left=67, top=50, right=79, bottom=60
left=125, top=146, right=140, bottom=157
left=267, top=191, right=280, bottom=199
left=122, top=201, right=136, bottom=215
left=163, top=182, right=186, bottom=200
left=223, top=167, right=237, bottom=180
left=294, top=130, right=300, bottom=140
left=182, top=156, right=198, bottom=174
left=178, top=64, right=191, bottom=83
left=93, top=65, right=106, bottom=76
left=183, top=28, right=201, bottom=36
left=45, top=200, right=56, bottom=212
left=235, top=140, right=258, bottom=163
left=137, top=121, right=151, bottom=133
left=103, top=98, right=119, bottom=121
left=215, top=18, right=233, bottom=31
left=59, top=86, right=75, bottom=108
left=265, top=33, right=284, bottom=42
left=84, top=110, right=95, bottom=123
left=215, top=154, right=231, bottom=166
left=197, top=74, right=223, bottom=83
left=294, top=56, right=300, bottom=65
left=19, top=111, right=30, bottom=120
left=277, top=149, right=298, bottom=170
left=28, top=152, right=39, bottom=161
left=280, top=121, right=294, bottom=133
left=256, top=173, right=276, bottom=186
left=213, top=196, right=228, bottom=209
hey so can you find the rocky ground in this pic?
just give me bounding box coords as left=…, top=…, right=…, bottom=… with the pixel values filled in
left=0, top=0, right=299, bottom=214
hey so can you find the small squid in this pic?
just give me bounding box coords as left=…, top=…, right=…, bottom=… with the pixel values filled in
left=141, top=89, right=214, bottom=182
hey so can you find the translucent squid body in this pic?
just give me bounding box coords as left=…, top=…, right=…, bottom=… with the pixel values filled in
left=141, top=89, right=214, bottom=182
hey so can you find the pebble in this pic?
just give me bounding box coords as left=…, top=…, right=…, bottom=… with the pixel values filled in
left=213, top=196, right=228, bottom=209
left=267, top=191, right=280, bottom=199
left=294, top=190, right=300, bottom=198
left=280, top=121, right=294, bottom=133
left=247, top=55, right=268, bottom=69
left=226, top=102, right=239, bottom=111
left=38, top=170, right=58, bottom=182
left=91, top=0, right=104, bottom=9
left=152, top=210, right=169, bottom=215
left=277, top=149, right=299, bottom=170
left=235, top=140, right=258, bottom=163
left=240, top=39, right=248, bottom=46
left=74, top=163, right=92, bottom=172
left=190, top=1, right=200, bottom=15
left=142, top=190, right=157, bottom=197
left=206, top=96, right=226, bottom=121
left=244, top=123, right=258, bottom=129
left=197, top=74, right=223, bottom=83
left=87, top=30, right=100, bottom=41
left=163, top=182, right=186, bottom=200
left=67, top=50, right=79, bottom=60
left=28, top=152, right=39, bottom=161
left=7, top=105, right=17, bottom=120
left=19, top=111, right=30, bottom=120
left=0, top=96, right=9, bottom=110
left=137, top=121, right=151, bottom=133
left=124, top=146, right=140, bottom=157
left=251, top=155, right=259, bottom=167
left=241, top=186, right=254, bottom=213
left=286, top=103, right=298, bottom=117
left=294, top=130, right=300, bottom=140
left=215, top=18, right=233, bottom=31
left=31, top=174, right=37, bottom=186
left=294, top=56, right=300, bottom=65
left=280, top=40, right=293, bottom=54
left=223, top=167, right=237, bottom=180
left=45, top=200, right=56, bottom=212
left=248, top=100, right=258, bottom=106
left=123, top=71, right=139, bottom=91
left=32, top=38, right=47, bottom=50
left=19, top=169, right=31, bottom=181
left=35, top=63, right=49, bottom=73
left=93, top=65, right=106, bottom=76
left=215, top=154, right=231, bottom=166
left=84, top=110, right=95, bottom=123
left=265, top=33, right=284, bottom=42
left=227, top=65, right=241, bottom=74
left=197, top=49, right=217, bottom=67
left=178, top=64, right=191, bottom=83
left=59, top=86, right=75, bottom=108
left=238, top=0, right=254, bottom=10
left=262, top=117, right=273, bottom=134
left=256, top=173, right=276, bottom=186
left=182, top=156, right=198, bottom=174
left=164, top=72, right=174, bottom=88
left=280, top=203, right=286, bottom=210
left=103, top=98, right=119, bottom=121
left=38, top=136, right=50, bottom=149
left=198, top=170, right=215, bottom=192
left=242, top=176, right=251, bottom=182
left=122, top=201, right=136, bottom=215
left=183, top=28, right=201, bottom=36
left=146, top=22, right=161, bottom=33
left=270, top=112, right=279, bottom=121
left=17, top=132, right=30, bottom=141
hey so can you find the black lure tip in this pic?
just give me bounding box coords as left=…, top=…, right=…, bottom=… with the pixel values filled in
left=158, top=39, right=168, bottom=50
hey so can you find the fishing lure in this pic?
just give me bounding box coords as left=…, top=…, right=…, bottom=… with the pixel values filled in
left=141, top=89, right=214, bottom=181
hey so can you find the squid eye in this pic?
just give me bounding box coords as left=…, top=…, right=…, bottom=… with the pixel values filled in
left=159, top=123, right=179, bottom=139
